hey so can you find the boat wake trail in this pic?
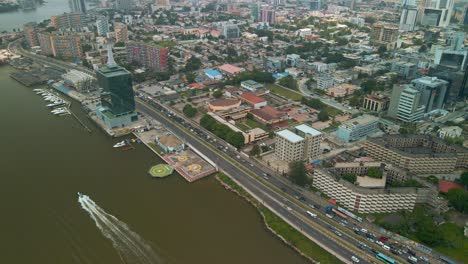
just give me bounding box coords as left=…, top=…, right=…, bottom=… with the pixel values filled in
left=78, top=193, right=163, bottom=264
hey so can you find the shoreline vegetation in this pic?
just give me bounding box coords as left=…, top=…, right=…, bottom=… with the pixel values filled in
left=216, top=173, right=342, bottom=264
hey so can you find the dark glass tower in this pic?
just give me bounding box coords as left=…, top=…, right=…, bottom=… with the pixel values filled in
left=96, top=46, right=135, bottom=116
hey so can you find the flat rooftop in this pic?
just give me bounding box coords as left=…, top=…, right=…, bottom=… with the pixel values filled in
left=276, top=129, right=304, bottom=143
left=295, top=124, right=322, bottom=136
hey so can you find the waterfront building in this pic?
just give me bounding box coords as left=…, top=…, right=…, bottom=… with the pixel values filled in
left=23, top=22, right=39, bottom=47
left=95, top=45, right=138, bottom=129
left=126, top=42, right=169, bottom=72
left=275, top=130, right=305, bottom=162
left=69, top=0, right=86, bottom=13
left=51, top=13, right=87, bottom=31
left=114, top=23, right=129, bottom=43
left=96, top=18, right=109, bottom=37
left=363, top=134, right=468, bottom=174
left=312, top=168, right=431, bottom=214
left=38, top=32, right=83, bottom=60
left=336, top=115, right=379, bottom=143
left=62, top=70, right=96, bottom=92
left=275, top=124, right=322, bottom=162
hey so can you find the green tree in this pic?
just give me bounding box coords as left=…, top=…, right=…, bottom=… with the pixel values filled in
left=318, top=110, right=329, bottom=122
left=278, top=75, right=298, bottom=90
left=82, top=44, right=92, bottom=53
left=289, top=161, right=308, bottom=187
left=114, top=42, right=125, bottom=47
left=446, top=188, right=468, bottom=213
left=183, top=104, right=197, bottom=118
left=184, top=56, right=202, bottom=72
left=212, top=90, right=223, bottom=98
left=367, top=168, right=383, bottom=178
left=186, top=73, right=196, bottom=83
left=342, top=173, right=357, bottom=184
left=399, top=122, right=418, bottom=134
left=460, top=171, right=468, bottom=188
left=377, top=46, right=387, bottom=56
left=227, top=131, right=245, bottom=148
left=250, top=144, right=261, bottom=156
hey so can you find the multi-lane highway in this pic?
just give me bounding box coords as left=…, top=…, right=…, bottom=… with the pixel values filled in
left=136, top=97, right=377, bottom=264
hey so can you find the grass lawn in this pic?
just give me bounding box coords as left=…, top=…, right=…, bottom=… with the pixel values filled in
left=259, top=207, right=342, bottom=264
left=236, top=123, right=250, bottom=132
left=154, top=41, right=177, bottom=47
left=245, top=118, right=269, bottom=131
left=324, top=106, right=341, bottom=117
left=265, top=83, right=303, bottom=101
left=434, top=223, right=468, bottom=263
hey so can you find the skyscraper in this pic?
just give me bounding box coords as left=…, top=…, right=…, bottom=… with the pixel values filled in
left=420, top=0, right=454, bottom=27
left=96, top=18, right=109, bottom=37
left=411, top=76, right=448, bottom=112
left=399, top=6, right=418, bottom=31
left=260, top=7, right=276, bottom=25
left=116, top=0, right=133, bottom=10
left=69, top=0, right=86, bottom=13
left=396, top=87, right=425, bottom=122
left=23, top=22, right=39, bottom=47
left=95, top=45, right=137, bottom=129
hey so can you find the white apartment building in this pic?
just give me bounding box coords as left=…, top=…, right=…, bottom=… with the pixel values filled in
left=275, top=124, right=322, bottom=162
left=397, top=87, right=425, bottom=122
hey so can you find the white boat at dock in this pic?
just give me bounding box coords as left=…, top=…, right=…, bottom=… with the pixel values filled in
left=113, top=141, right=126, bottom=148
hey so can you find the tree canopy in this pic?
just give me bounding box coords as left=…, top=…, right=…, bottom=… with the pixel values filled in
left=289, top=161, right=308, bottom=187
left=183, top=104, right=197, bottom=118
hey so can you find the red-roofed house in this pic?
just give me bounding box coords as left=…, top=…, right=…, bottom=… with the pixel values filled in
left=439, top=180, right=462, bottom=193
left=239, top=93, right=267, bottom=109
left=250, top=106, right=286, bottom=125
left=218, top=63, right=244, bottom=76
left=188, top=83, right=204, bottom=89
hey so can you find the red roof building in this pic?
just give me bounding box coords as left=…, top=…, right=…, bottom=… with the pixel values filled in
left=250, top=106, right=286, bottom=125
left=439, top=180, right=462, bottom=193
left=218, top=63, right=243, bottom=75
left=239, top=93, right=267, bottom=109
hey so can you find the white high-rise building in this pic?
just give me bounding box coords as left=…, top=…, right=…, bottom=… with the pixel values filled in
left=96, top=19, right=109, bottom=37
left=69, top=0, right=86, bottom=13
left=396, top=87, right=425, bottom=122
left=400, top=6, right=418, bottom=31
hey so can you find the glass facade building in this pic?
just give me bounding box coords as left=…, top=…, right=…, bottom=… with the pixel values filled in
left=96, top=65, right=135, bottom=116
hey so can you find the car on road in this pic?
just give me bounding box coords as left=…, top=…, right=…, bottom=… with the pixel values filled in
left=334, top=231, right=342, bottom=237
left=326, top=213, right=334, bottom=219
left=299, top=196, right=306, bottom=202
left=351, top=256, right=360, bottom=263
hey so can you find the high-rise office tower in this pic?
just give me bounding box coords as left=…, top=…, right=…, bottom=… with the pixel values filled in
left=116, top=0, right=133, bottom=10
left=399, top=6, right=418, bottom=31
left=97, top=45, right=136, bottom=117
left=251, top=3, right=260, bottom=21
left=420, top=0, right=454, bottom=27
left=411, top=76, right=448, bottom=112
left=260, top=7, right=276, bottom=24
left=396, top=86, right=425, bottom=122
left=96, top=18, right=110, bottom=37
left=69, top=0, right=86, bottom=13
left=23, top=22, right=39, bottom=47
